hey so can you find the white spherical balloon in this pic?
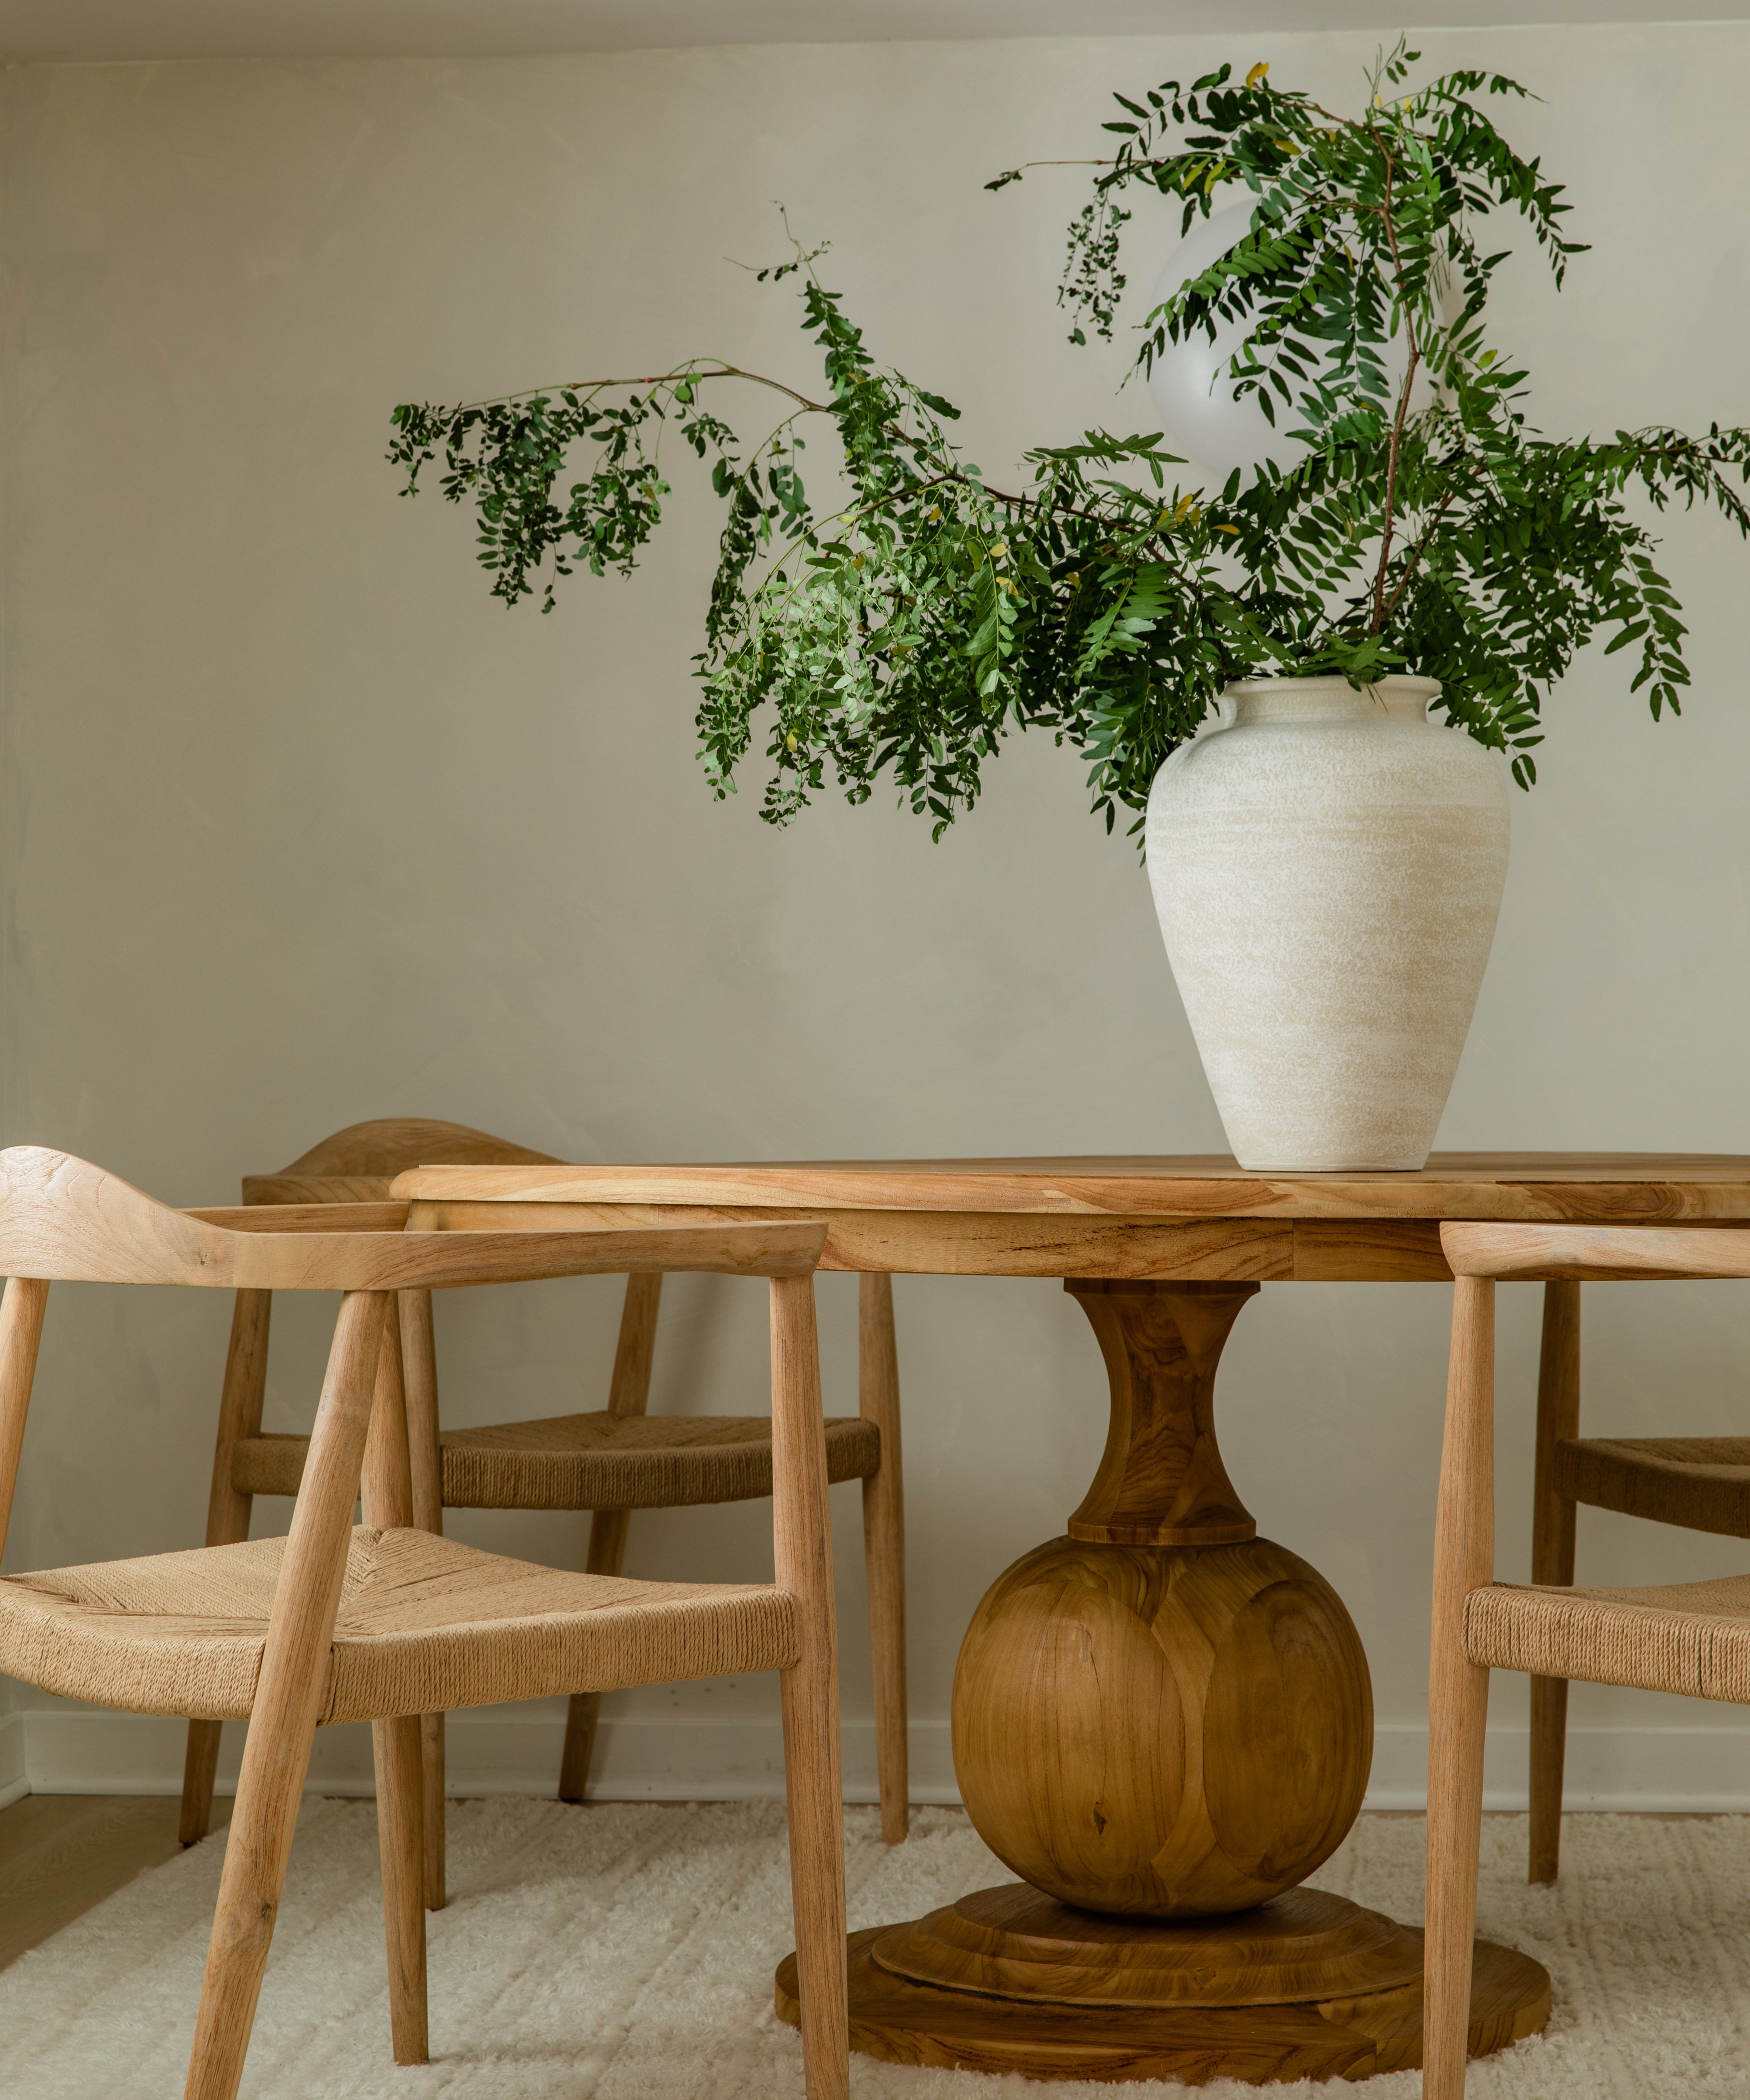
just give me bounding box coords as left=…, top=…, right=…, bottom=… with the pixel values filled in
left=1142, top=196, right=1418, bottom=492
left=1142, top=198, right=1281, bottom=490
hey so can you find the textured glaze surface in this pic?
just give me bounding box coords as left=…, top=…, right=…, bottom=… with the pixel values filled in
left=1146, top=678, right=1510, bottom=1171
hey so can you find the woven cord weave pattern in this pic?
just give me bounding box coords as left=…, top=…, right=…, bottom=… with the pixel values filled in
left=232, top=1414, right=880, bottom=1510
left=1464, top=1574, right=1750, bottom=1703
left=0, top=1527, right=798, bottom=1722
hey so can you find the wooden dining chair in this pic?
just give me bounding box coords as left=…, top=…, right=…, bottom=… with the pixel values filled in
left=1425, top=1220, right=1750, bottom=2100
left=0, top=1147, right=848, bottom=2100
left=1525, top=1271, right=1750, bottom=1882
left=179, top=1117, right=908, bottom=1900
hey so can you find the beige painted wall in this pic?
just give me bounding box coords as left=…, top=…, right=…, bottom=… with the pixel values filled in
left=2, top=23, right=1748, bottom=1805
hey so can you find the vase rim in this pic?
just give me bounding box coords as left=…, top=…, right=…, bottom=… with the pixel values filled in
left=1223, top=674, right=1442, bottom=700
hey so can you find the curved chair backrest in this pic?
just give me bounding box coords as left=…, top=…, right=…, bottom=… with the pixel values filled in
left=244, top=1119, right=560, bottom=1206
left=0, top=1147, right=825, bottom=1292
left=0, top=1148, right=244, bottom=1286
left=1442, top=1221, right=1750, bottom=1282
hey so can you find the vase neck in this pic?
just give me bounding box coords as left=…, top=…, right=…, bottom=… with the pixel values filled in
left=1218, top=676, right=1440, bottom=728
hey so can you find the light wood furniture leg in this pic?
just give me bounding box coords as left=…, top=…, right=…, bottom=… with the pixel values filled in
left=0, top=1276, right=50, bottom=1550
left=180, top=1289, right=272, bottom=1848
left=1528, top=1280, right=1580, bottom=1885
left=858, top=1272, right=908, bottom=1844
left=398, top=1289, right=448, bottom=1910
left=184, top=1290, right=390, bottom=2100
left=362, top=1305, right=430, bottom=2062
left=1424, top=1275, right=1496, bottom=2100
left=371, top=1716, right=429, bottom=2065
left=770, top=1274, right=850, bottom=2100
left=558, top=1271, right=662, bottom=1804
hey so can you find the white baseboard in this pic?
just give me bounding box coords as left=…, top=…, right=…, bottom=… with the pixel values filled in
left=16, top=1706, right=966, bottom=1803
left=0, top=1711, right=26, bottom=1808
left=1368, top=1720, right=1750, bottom=1812
left=15, top=1706, right=1750, bottom=1812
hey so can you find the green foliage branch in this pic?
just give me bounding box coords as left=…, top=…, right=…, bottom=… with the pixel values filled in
left=390, top=44, right=1750, bottom=834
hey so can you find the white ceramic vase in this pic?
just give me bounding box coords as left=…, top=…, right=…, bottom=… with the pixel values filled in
left=1144, top=676, right=1510, bottom=1171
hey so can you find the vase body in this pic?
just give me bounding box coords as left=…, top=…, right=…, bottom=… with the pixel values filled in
left=1145, top=676, right=1510, bottom=1172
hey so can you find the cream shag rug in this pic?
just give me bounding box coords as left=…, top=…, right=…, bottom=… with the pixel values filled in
left=1, top=1801, right=1746, bottom=2098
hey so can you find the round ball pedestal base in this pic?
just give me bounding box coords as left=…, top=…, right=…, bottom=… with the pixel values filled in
left=778, top=1280, right=1551, bottom=2082
left=776, top=1896, right=1549, bottom=2084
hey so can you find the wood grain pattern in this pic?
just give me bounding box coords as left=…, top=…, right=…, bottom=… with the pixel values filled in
left=558, top=1272, right=662, bottom=1804
left=1424, top=1275, right=1498, bottom=2100
left=396, top=1288, right=446, bottom=1910
left=952, top=1534, right=1372, bottom=1918
left=1528, top=1282, right=1580, bottom=1887
left=370, top=1714, right=428, bottom=2066
left=1442, top=1220, right=1750, bottom=1281
left=404, top=1200, right=1295, bottom=1281
left=186, top=1288, right=391, bottom=2100
left=360, top=1310, right=414, bottom=1534
left=270, top=1118, right=560, bottom=1182
left=1064, top=1281, right=1258, bottom=1546
left=769, top=1272, right=850, bottom=2100
left=393, top=1152, right=1750, bottom=1223
left=187, top=1203, right=411, bottom=1234
left=860, top=1274, right=908, bottom=1844
left=870, top=1883, right=1422, bottom=2008
left=1289, top=1220, right=1452, bottom=1282
left=775, top=1923, right=1548, bottom=2084
left=0, top=1275, right=50, bottom=1560
left=182, top=1288, right=274, bottom=1847
left=0, top=1150, right=828, bottom=1290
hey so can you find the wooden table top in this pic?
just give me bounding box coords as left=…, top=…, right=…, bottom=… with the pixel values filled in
left=394, top=1154, right=1750, bottom=1222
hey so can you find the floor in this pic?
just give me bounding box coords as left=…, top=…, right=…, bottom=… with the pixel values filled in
left=0, top=1794, right=232, bottom=1971
left=0, top=1793, right=1718, bottom=1980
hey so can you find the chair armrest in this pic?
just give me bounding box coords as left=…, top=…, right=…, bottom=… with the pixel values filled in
left=1442, top=1221, right=1750, bottom=1282
left=225, top=1220, right=829, bottom=1291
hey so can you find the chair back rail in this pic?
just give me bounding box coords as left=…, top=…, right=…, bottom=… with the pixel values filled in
left=1442, top=1220, right=1750, bottom=1282
left=242, top=1118, right=560, bottom=1207
left=270, top=1118, right=560, bottom=1180
left=190, top=1203, right=411, bottom=1234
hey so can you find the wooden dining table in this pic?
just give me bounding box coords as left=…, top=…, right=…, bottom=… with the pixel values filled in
left=394, top=1152, right=1750, bottom=2085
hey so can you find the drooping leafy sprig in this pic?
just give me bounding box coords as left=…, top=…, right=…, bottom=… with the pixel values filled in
left=390, top=46, right=1750, bottom=828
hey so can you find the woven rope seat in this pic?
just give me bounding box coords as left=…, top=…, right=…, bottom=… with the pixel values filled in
left=1554, top=1436, right=1750, bottom=1540
left=1464, top=1572, right=1750, bottom=1705
left=0, top=1526, right=798, bottom=1725
left=230, top=1412, right=882, bottom=1510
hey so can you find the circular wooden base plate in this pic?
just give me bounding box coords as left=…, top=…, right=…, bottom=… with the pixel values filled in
left=776, top=1888, right=1550, bottom=2086
left=870, top=1882, right=1424, bottom=2009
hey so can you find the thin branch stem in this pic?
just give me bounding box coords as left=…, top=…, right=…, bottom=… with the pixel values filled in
left=1370, top=157, right=1424, bottom=634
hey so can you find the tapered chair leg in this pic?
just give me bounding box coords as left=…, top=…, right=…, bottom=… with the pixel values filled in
left=858, top=1273, right=908, bottom=1843
left=373, top=1714, right=430, bottom=2065
left=1426, top=1650, right=1490, bottom=2099
left=399, top=1289, right=448, bottom=1910
left=770, top=1274, right=849, bottom=2100
left=1528, top=1280, right=1580, bottom=1884
left=182, top=1288, right=272, bottom=1847
left=185, top=1290, right=389, bottom=2100
left=558, top=1272, right=662, bottom=1804
left=1424, top=1273, right=1496, bottom=2100
left=558, top=1507, right=632, bottom=1802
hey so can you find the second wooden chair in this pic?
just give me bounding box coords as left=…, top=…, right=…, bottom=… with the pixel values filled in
left=1426, top=1220, right=1750, bottom=2099
left=1524, top=1267, right=1750, bottom=1881
left=180, top=1118, right=908, bottom=1892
